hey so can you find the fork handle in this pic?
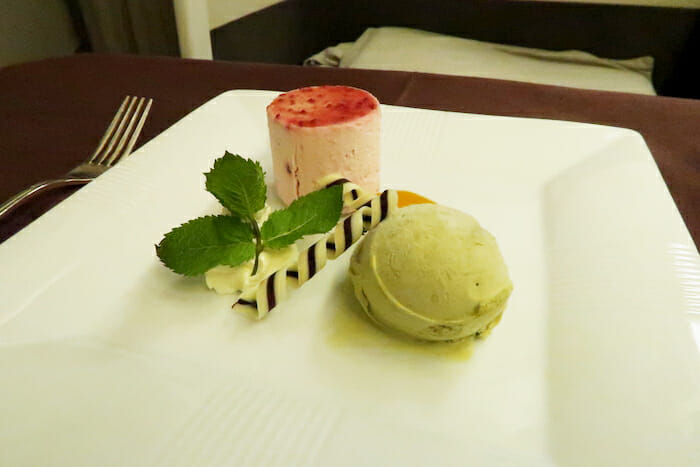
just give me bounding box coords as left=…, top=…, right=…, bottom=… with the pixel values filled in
left=0, top=178, right=92, bottom=221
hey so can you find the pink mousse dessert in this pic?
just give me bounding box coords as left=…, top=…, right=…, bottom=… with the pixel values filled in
left=266, top=85, right=381, bottom=205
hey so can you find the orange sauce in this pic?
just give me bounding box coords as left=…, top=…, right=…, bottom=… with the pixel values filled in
left=396, top=190, right=435, bottom=208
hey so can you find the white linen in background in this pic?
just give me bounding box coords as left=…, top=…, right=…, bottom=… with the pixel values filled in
left=305, top=27, right=656, bottom=95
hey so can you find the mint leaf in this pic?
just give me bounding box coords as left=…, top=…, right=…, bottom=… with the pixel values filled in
left=156, top=215, right=255, bottom=276
left=261, top=185, right=343, bottom=249
left=205, top=152, right=266, bottom=218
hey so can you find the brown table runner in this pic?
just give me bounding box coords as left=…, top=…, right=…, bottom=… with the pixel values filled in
left=1, top=54, right=698, bottom=246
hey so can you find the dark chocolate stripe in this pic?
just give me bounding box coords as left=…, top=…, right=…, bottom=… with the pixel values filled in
left=236, top=298, right=258, bottom=309
left=380, top=191, right=389, bottom=219
left=351, top=189, right=359, bottom=200
left=266, top=274, right=277, bottom=310
left=286, top=270, right=299, bottom=278
left=307, top=245, right=317, bottom=278
left=362, top=215, right=372, bottom=223
left=325, top=178, right=350, bottom=188
left=343, top=216, right=353, bottom=244
left=326, top=241, right=336, bottom=251
left=361, top=199, right=372, bottom=208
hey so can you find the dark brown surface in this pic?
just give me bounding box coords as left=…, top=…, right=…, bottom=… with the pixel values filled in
left=0, top=53, right=698, bottom=246
left=213, top=0, right=700, bottom=97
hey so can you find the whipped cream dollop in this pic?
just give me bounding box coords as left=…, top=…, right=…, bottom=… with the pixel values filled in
left=205, top=244, right=298, bottom=296
left=204, top=204, right=297, bottom=297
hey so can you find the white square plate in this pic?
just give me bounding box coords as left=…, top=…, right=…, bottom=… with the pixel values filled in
left=1, top=90, right=699, bottom=466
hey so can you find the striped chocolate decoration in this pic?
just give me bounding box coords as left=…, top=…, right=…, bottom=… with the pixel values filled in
left=342, top=216, right=353, bottom=246
left=233, top=176, right=398, bottom=319
left=237, top=298, right=257, bottom=309
left=380, top=190, right=389, bottom=219
left=307, top=243, right=318, bottom=278
left=324, top=178, right=350, bottom=188
left=266, top=276, right=276, bottom=310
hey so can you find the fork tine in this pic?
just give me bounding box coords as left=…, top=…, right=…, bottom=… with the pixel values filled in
left=103, top=97, right=148, bottom=166
left=88, top=96, right=131, bottom=164
left=94, top=96, right=137, bottom=165
left=0, top=95, right=153, bottom=221
left=121, top=98, right=152, bottom=160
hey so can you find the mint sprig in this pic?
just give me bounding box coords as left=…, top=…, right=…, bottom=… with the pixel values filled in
left=156, top=153, right=343, bottom=278
left=205, top=152, right=266, bottom=218
left=262, top=185, right=343, bottom=248
left=205, top=152, right=267, bottom=273
left=156, top=215, right=255, bottom=276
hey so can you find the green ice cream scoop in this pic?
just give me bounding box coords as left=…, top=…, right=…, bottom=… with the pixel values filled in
left=349, top=204, right=513, bottom=342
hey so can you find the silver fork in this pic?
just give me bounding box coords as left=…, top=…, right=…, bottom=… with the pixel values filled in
left=0, top=96, right=152, bottom=220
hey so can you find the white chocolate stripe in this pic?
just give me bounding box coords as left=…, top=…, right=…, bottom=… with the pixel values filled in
left=233, top=178, right=397, bottom=319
